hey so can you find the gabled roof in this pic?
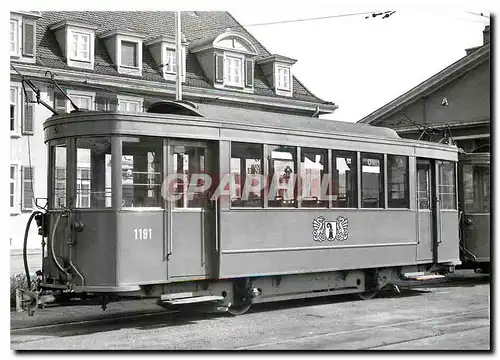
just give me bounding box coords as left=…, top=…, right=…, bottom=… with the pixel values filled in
left=358, top=43, right=490, bottom=124
left=27, top=11, right=336, bottom=113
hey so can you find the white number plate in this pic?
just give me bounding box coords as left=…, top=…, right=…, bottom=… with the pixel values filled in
left=133, top=228, right=152, bottom=240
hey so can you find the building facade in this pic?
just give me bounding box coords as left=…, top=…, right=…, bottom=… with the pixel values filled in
left=358, top=26, right=490, bottom=153
left=9, top=11, right=337, bottom=267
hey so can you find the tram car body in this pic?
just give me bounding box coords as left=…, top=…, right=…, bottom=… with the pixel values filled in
left=31, top=101, right=460, bottom=314
left=458, top=152, right=490, bottom=272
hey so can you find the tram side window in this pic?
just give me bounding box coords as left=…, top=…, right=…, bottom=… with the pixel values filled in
left=417, top=159, right=431, bottom=209
left=76, top=137, right=113, bottom=208
left=438, top=161, right=456, bottom=210
left=268, top=145, right=297, bottom=207
left=171, top=145, right=207, bottom=208
left=387, top=155, right=409, bottom=208
left=301, top=148, right=328, bottom=207
left=53, top=145, right=67, bottom=208
left=332, top=151, right=357, bottom=208
left=462, top=165, right=490, bottom=213
left=361, top=153, right=384, bottom=208
left=122, top=137, right=163, bottom=208
left=230, top=142, right=263, bottom=207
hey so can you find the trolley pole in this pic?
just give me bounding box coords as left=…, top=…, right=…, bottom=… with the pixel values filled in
left=175, top=11, right=182, bottom=101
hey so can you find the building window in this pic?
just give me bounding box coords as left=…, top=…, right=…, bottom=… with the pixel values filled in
left=268, top=145, right=297, bottom=207
left=67, top=91, right=95, bottom=112
left=231, top=142, right=263, bottom=207
left=225, top=55, right=243, bottom=87
left=387, top=155, right=409, bottom=208
left=332, top=151, right=357, bottom=208
left=22, top=166, right=34, bottom=211
left=277, top=66, right=290, bottom=91
left=10, top=164, right=19, bottom=213
left=438, top=161, right=456, bottom=210
left=301, top=148, right=328, bottom=207
left=10, top=86, right=18, bottom=135
left=165, top=48, right=176, bottom=73
left=118, top=96, right=142, bottom=112
left=70, top=31, right=90, bottom=62
left=10, top=19, right=19, bottom=56
left=361, top=153, right=384, bottom=208
left=121, top=41, right=138, bottom=68
left=22, top=20, right=35, bottom=57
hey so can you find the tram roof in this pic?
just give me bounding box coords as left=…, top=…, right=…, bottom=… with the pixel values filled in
left=186, top=103, right=401, bottom=140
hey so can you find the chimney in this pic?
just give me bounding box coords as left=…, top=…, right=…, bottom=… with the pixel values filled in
left=483, top=25, right=490, bottom=44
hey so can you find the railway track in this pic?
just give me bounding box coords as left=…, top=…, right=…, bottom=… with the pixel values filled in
left=234, top=308, right=489, bottom=350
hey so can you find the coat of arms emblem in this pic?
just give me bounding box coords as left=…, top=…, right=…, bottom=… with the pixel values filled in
left=312, top=216, right=348, bottom=242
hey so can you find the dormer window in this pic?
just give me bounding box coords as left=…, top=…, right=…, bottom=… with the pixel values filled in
left=190, top=31, right=258, bottom=93
left=10, top=11, right=41, bottom=63
left=49, top=20, right=98, bottom=70
left=121, top=41, right=138, bottom=67
left=99, top=29, right=146, bottom=76
left=224, top=55, right=243, bottom=87
left=257, top=54, right=297, bottom=97
left=277, top=65, right=291, bottom=91
left=164, top=48, right=181, bottom=74
left=70, top=31, right=90, bottom=62
left=146, top=35, right=187, bottom=82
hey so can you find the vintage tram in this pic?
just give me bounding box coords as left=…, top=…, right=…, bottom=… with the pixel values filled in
left=19, top=101, right=461, bottom=315
left=458, top=151, right=490, bottom=273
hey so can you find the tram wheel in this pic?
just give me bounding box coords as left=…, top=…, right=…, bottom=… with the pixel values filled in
left=357, top=291, right=377, bottom=300
left=227, top=303, right=251, bottom=316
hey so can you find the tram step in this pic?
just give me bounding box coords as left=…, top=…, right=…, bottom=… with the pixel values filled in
left=404, top=274, right=446, bottom=281
left=161, top=295, right=225, bottom=306
left=160, top=292, right=195, bottom=301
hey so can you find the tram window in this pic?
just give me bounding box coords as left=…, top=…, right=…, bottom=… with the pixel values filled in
left=172, top=145, right=207, bottom=208
left=332, top=151, right=357, bottom=208
left=53, top=145, right=67, bottom=208
left=122, top=137, right=163, bottom=208
left=230, top=142, right=263, bottom=207
left=462, top=165, right=489, bottom=213
left=417, top=160, right=431, bottom=209
left=268, top=145, right=297, bottom=207
left=387, top=155, right=409, bottom=208
left=76, top=137, right=113, bottom=208
left=361, top=153, right=384, bottom=208
left=438, top=161, right=456, bottom=210
left=301, top=148, right=328, bottom=207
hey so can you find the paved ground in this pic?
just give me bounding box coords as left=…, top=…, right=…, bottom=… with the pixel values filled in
left=10, top=271, right=490, bottom=350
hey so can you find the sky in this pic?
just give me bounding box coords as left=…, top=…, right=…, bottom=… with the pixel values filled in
left=223, top=0, right=493, bottom=122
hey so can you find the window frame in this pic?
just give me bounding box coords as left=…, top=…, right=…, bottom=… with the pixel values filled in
left=387, top=155, right=409, bottom=209
left=267, top=144, right=298, bottom=208
left=120, top=40, right=139, bottom=68
left=117, top=95, right=143, bottom=112
left=165, top=47, right=177, bottom=74
left=10, top=162, right=21, bottom=214
left=331, top=150, right=358, bottom=209
left=224, top=53, right=244, bottom=88
left=69, top=30, right=91, bottom=63
left=276, top=65, right=291, bottom=91
left=66, top=90, right=95, bottom=112
left=10, top=84, right=21, bottom=137
left=360, top=152, right=385, bottom=209
left=10, top=18, right=20, bottom=57
left=300, top=147, right=329, bottom=208
left=230, top=142, right=264, bottom=208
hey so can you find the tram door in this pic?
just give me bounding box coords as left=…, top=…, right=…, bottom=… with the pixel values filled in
left=416, top=158, right=457, bottom=264
left=166, top=140, right=217, bottom=280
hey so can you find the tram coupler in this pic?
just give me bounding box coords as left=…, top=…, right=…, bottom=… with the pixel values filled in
left=16, top=289, right=58, bottom=316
